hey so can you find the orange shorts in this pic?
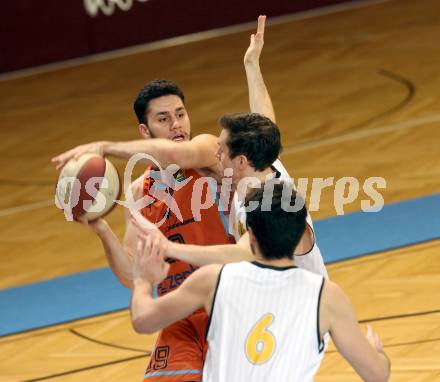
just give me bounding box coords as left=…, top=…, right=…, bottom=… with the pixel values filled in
left=143, top=309, right=208, bottom=382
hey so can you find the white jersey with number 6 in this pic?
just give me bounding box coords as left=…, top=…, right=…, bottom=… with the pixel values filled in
left=203, top=261, right=326, bottom=382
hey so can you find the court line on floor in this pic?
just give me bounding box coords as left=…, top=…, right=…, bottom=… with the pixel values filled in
left=22, top=310, right=440, bottom=381
left=19, top=309, right=440, bottom=381
left=0, top=0, right=391, bottom=83
left=0, top=199, right=53, bottom=217
left=325, top=68, right=415, bottom=136
left=327, top=336, right=440, bottom=354
left=69, top=328, right=149, bottom=354
left=0, top=310, right=128, bottom=344
left=6, top=305, right=438, bottom=345
left=382, top=337, right=440, bottom=349
left=0, top=178, right=53, bottom=186
left=359, top=309, right=440, bottom=324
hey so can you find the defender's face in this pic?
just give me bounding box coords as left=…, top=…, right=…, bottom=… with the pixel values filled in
left=145, top=95, right=191, bottom=141
left=217, top=129, right=241, bottom=184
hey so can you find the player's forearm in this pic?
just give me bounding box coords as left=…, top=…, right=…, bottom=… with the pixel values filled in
left=131, top=279, right=158, bottom=334
left=103, top=139, right=176, bottom=167
left=167, top=242, right=252, bottom=266
left=353, top=337, right=390, bottom=382
left=95, top=222, right=134, bottom=288
left=245, top=62, right=276, bottom=122
left=378, top=352, right=391, bottom=382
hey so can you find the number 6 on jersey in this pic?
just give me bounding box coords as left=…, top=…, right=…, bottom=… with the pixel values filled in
left=245, top=313, right=276, bottom=365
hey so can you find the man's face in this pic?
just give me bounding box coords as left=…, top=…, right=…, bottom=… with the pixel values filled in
left=217, top=129, right=242, bottom=184
left=143, top=95, right=191, bottom=141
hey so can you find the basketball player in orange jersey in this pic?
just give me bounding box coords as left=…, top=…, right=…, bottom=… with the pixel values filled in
left=52, top=16, right=274, bottom=382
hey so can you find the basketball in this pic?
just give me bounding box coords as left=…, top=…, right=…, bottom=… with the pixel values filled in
left=55, top=153, right=121, bottom=221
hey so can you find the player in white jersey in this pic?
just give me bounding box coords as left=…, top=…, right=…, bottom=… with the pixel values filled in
left=132, top=113, right=328, bottom=278
left=228, top=156, right=326, bottom=277
left=131, top=183, right=390, bottom=382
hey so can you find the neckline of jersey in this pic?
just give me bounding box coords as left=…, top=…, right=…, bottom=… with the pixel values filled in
left=251, top=261, right=297, bottom=271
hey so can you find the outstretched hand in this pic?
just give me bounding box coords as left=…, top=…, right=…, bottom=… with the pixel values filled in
left=244, top=15, right=266, bottom=65
left=131, top=210, right=170, bottom=256
left=133, top=236, right=170, bottom=286
left=51, top=141, right=106, bottom=170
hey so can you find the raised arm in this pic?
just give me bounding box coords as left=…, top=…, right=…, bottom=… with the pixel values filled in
left=321, top=281, right=391, bottom=382
left=51, top=133, right=219, bottom=171
left=244, top=15, right=276, bottom=123
left=130, top=238, right=221, bottom=334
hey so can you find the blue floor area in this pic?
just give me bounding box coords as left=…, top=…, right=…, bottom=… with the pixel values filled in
left=1, top=193, right=439, bottom=337
left=314, top=193, right=440, bottom=263
left=0, top=269, right=130, bottom=337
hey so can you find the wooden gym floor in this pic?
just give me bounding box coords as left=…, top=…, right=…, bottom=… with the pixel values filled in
left=0, top=0, right=439, bottom=380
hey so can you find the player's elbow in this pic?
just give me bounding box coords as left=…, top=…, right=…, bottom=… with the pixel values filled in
left=365, top=371, right=389, bottom=382
left=364, top=359, right=390, bottom=382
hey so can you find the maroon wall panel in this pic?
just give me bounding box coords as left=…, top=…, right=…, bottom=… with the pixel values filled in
left=0, top=0, right=352, bottom=73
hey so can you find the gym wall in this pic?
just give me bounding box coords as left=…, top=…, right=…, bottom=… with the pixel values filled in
left=0, top=0, right=352, bottom=73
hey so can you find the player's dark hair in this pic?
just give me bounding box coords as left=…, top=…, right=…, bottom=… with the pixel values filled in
left=219, top=113, right=282, bottom=171
left=245, top=182, right=307, bottom=260
left=134, top=80, right=185, bottom=124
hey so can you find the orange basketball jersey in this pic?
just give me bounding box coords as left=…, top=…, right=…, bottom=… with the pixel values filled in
left=141, top=167, right=234, bottom=381
left=141, top=167, right=233, bottom=296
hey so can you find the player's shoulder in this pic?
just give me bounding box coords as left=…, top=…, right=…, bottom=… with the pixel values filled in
left=296, top=266, right=325, bottom=281
left=202, top=263, right=224, bottom=276
left=320, top=279, right=351, bottom=316
left=222, top=260, right=253, bottom=276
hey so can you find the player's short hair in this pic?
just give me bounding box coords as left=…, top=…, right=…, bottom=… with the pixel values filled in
left=134, top=80, right=185, bottom=124
left=245, top=182, right=307, bottom=260
left=219, top=113, right=281, bottom=171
